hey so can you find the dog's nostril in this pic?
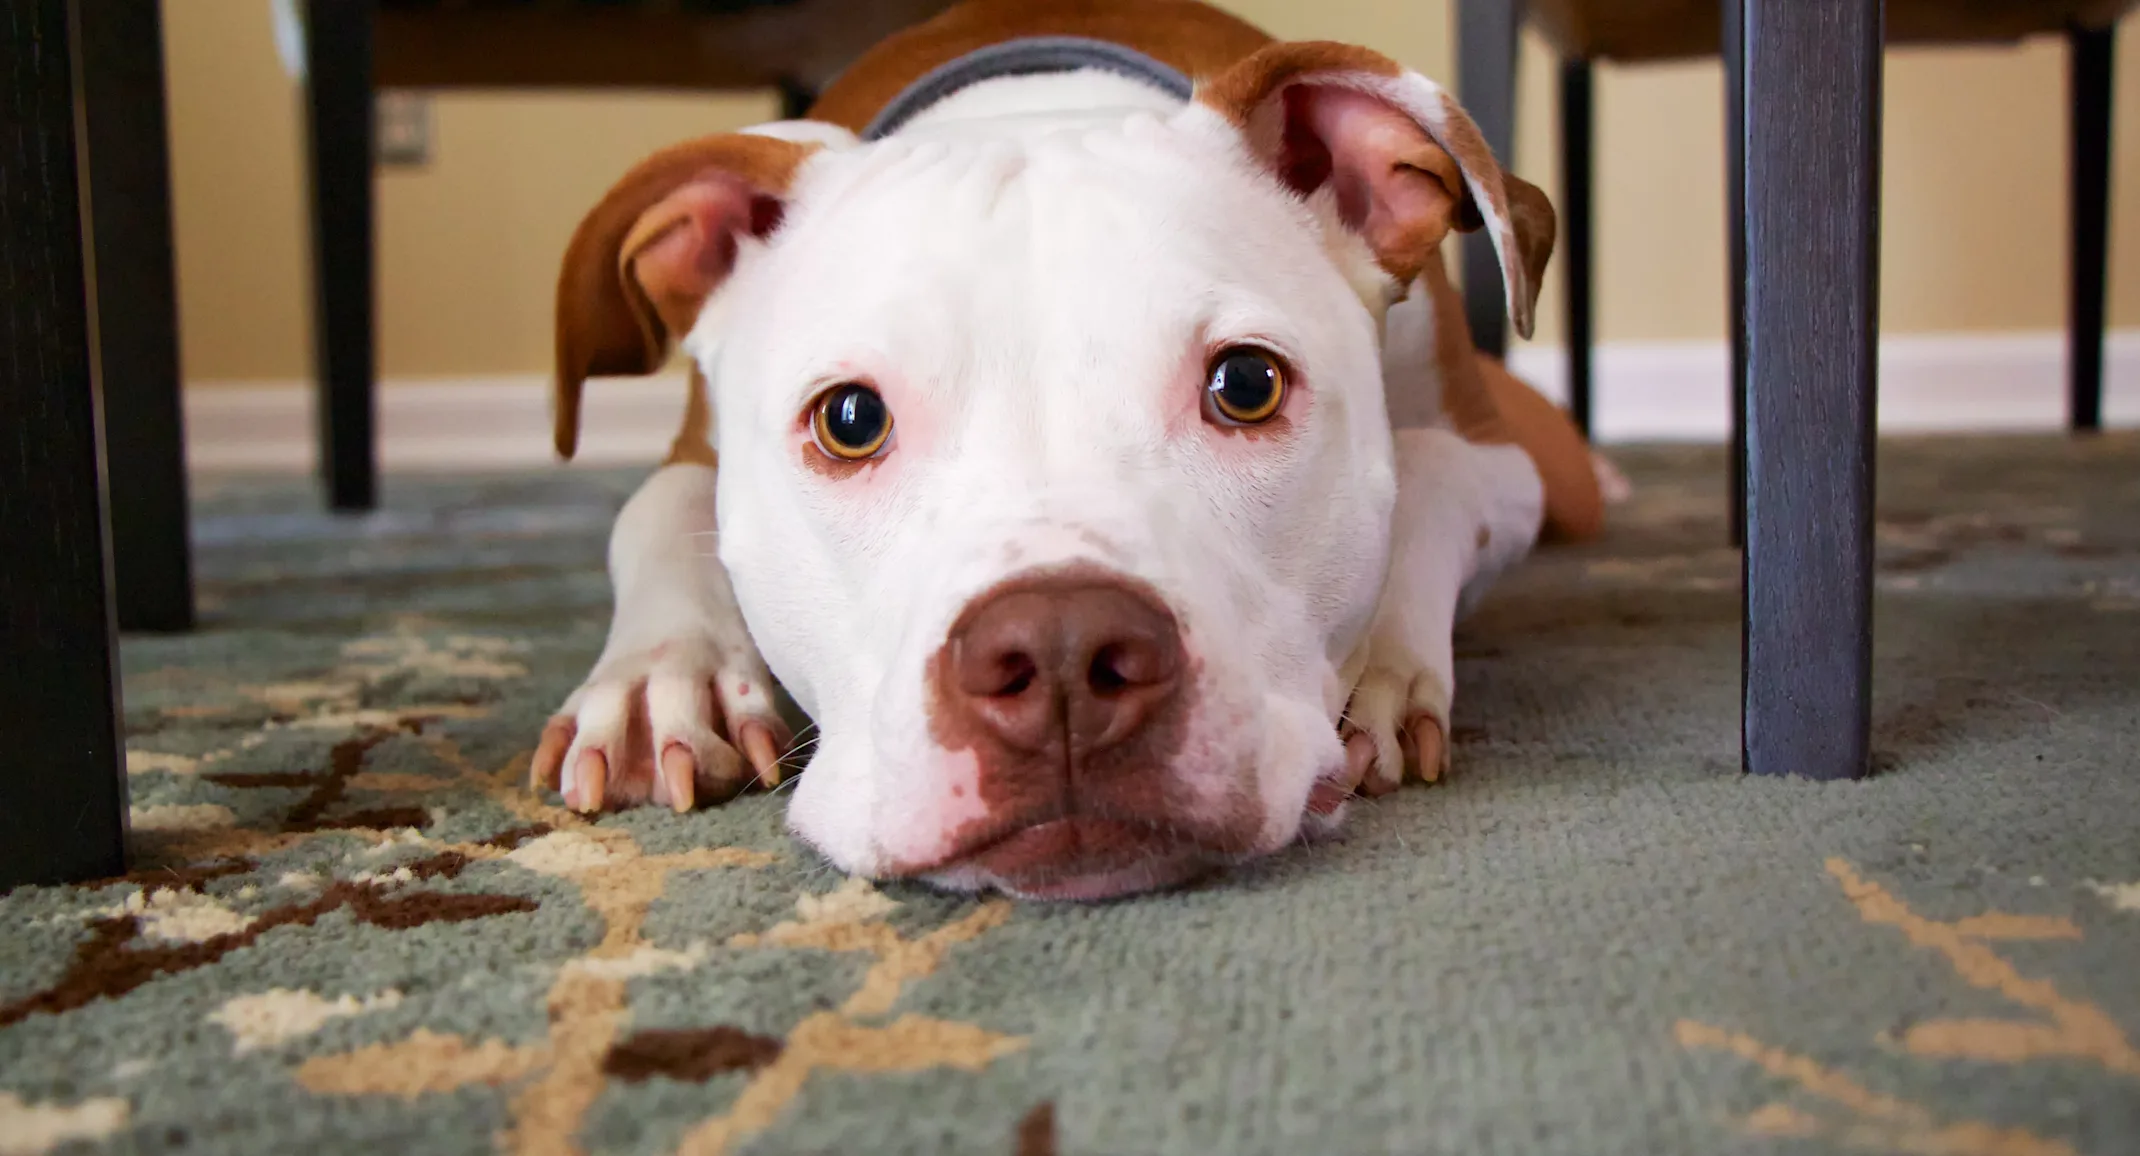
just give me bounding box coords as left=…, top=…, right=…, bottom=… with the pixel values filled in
left=1088, top=647, right=1130, bottom=695
left=1087, top=639, right=1171, bottom=695
left=989, top=653, right=1039, bottom=698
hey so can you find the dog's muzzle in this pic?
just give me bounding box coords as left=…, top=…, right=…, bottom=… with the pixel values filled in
left=905, top=567, right=1237, bottom=898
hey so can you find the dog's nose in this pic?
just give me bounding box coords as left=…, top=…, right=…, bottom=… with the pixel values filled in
left=946, top=576, right=1184, bottom=757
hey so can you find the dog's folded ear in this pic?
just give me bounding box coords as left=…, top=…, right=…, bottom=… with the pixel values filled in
left=1192, top=42, right=1555, bottom=340
left=552, top=132, right=824, bottom=460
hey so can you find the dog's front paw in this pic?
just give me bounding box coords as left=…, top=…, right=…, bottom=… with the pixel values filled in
left=530, top=638, right=788, bottom=813
left=1340, top=658, right=1451, bottom=797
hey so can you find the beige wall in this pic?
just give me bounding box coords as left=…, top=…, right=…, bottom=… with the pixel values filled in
left=164, top=0, right=2140, bottom=385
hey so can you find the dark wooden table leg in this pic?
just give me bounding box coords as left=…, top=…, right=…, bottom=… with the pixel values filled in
left=1738, top=0, right=1882, bottom=781
left=77, top=0, right=194, bottom=633
left=304, top=0, right=378, bottom=511
left=777, top=77, right=818, bottom=120
left=0, top=0, right=132, bottom=889
left=1559, top=56, right=1595, bottom=437
left=1724, top=0, right=1748, bottom=548
left=1457, top=0, right=1521, bottom=359
left=2068, top=22, right=2113, bottom=434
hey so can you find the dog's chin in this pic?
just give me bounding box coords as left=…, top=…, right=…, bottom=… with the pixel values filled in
left=912, top=817, right=1221, bottom=901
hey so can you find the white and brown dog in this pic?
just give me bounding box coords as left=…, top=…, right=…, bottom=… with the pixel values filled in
left=532, top=0, right=1607, bottom=900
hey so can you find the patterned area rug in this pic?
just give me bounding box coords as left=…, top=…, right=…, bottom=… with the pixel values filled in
left=3, top=435, right=2137, bottom=1156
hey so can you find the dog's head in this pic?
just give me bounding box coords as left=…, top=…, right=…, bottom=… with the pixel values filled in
left=556, top=43, right=1552, bottom=899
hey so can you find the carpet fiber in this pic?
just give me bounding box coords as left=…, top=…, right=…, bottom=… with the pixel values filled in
left=4, top=435, right=2137, bottom=1156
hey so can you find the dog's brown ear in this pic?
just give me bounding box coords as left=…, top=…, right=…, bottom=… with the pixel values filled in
left=554, top=133, right=820, bottom=459
left=1196, top=42, right=1554, bottom=339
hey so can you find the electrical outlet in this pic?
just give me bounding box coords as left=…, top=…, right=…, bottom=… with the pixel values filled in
left=376, top=91, right=432, bottom=167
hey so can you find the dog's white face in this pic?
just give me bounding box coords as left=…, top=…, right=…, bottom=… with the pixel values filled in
left=552, top=44, right=1549, bottom=899
left=698, top=105, right=1398, bottom=898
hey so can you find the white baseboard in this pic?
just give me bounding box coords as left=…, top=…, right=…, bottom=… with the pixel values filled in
left=183, top=374, right=693, bottom=472
left=1505, top=330, right=2140, bottom=443
left=184, top=331, right=2139, bottom=473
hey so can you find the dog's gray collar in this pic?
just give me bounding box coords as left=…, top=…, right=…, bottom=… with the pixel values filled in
left=859, top=36, right=1192, bottom=142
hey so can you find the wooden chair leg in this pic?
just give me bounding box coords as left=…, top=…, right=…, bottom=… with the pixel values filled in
left=2069, top=22, right=2114, bottom=434
left=1458, top=0, right=1521, bottom=359
left=1738, top=0, right=1882, bottom=781
left=0, top=0, right=132, bottom=889
left=1560, top=57, right=1595, bottom=437
left=1724, top=0, right=1748, bottom=548
left=78, top=0, right=195, bottom=633
left=304, top=0, right=379, bottom=511
left=778, top=77, right=818, bottom=120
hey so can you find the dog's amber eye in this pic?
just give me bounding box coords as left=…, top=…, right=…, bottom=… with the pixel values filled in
left=1204, top=347, right=1287, bottom=425
left=811, top=383, right=893, bottom=460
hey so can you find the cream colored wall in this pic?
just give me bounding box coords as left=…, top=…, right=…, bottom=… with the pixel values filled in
left=164, top=0, right=2140, bottom=384
left=163, top=0, right=776, bottom=384
left=1510, top=33, right=2140, bottom=347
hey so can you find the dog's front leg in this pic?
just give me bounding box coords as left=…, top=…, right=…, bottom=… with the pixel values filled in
left=1343, top=427, right=1544, bottom=793
left=529, top=461, right=788, bottom=812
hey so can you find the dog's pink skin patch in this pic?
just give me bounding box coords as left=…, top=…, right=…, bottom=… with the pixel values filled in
left=873, top=748, right=992, bottom=868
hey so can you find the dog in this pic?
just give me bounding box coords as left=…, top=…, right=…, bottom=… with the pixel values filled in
left=530, top=0, right=1607, bottom=900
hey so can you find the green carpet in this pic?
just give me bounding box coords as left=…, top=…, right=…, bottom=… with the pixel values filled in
left=4, top=434, right=2137, bottom=1156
